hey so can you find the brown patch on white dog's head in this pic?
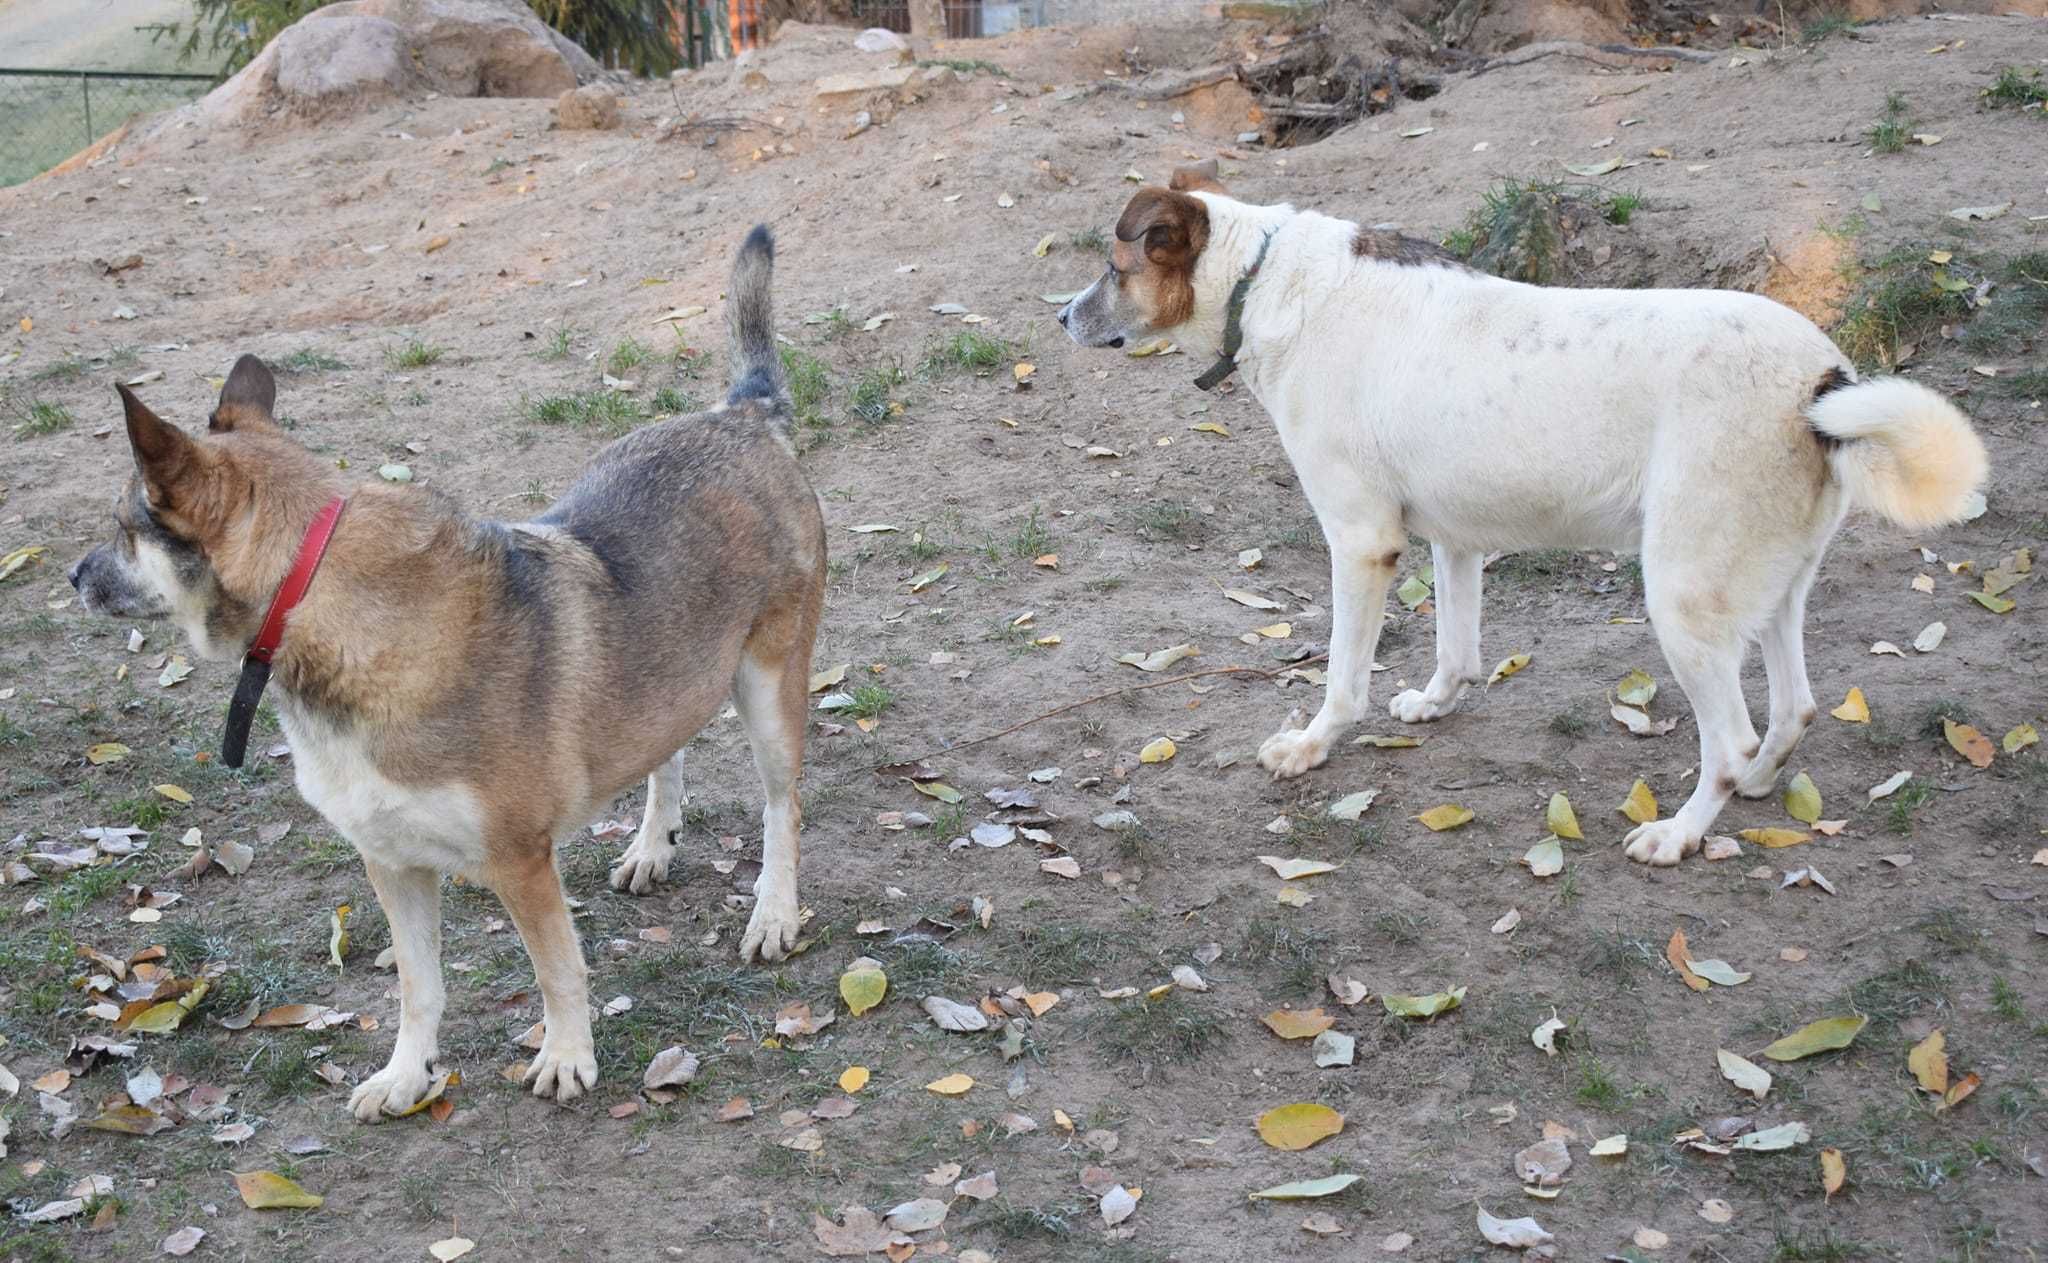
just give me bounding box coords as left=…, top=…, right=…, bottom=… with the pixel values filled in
left=1113, top=186, right=1212, bottom=330
left=1167, top=159, right=1227, bottom=195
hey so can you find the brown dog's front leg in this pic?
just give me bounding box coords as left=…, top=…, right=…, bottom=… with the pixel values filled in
left=494, top=844, right=597, bottom=1102
left=350, top=860, right=444, bottom=1122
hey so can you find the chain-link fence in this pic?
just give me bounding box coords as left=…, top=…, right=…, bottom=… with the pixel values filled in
left=849, top=0, right=1241, bottom=38
left=0, top=69, right=216, bottom=188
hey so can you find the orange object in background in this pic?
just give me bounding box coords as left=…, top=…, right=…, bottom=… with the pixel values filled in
left=729, top=0, right=761, bottom=50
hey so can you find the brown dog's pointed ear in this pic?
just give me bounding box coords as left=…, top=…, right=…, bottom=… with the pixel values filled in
left=118, top=383, right=198, bottom=507
left=210, top=354, right=278, bottom=432
left=1168, top=159, right=1226, bottom=194
left=1115, top=187, right=1211, bottom=266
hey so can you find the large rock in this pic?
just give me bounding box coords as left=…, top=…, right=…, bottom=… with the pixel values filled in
left=273, top=16, right=417, bottom=100
left=556, top=84, right=619, bottom=130
left=197, top=0, right=594, bottom=123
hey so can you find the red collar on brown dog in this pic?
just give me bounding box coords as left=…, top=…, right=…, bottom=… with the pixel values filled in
left=222, top=494, right=348, bottom=767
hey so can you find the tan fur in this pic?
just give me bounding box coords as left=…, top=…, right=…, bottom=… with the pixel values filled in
left=1114, top=187, right=1211, bottom=329
left=1806, top=377, right=1988, bottom=529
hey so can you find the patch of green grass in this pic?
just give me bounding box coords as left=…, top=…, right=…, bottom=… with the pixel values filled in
left=841, top=684, right=893, bottom=720
left=1014, top=921, right=1132, bottom=986
left=540, top=326, right=579, bottom=360
left=1866, top=91, right=1911, bottom=154
left=1548, top=709, right=1591, bottom=739
left=606, top=337, right=652, bottom=376
left=650, top=385, right=699, bottom=415
left=32, top=354, right=90, bottom=382
left=917, top=58, right=1010, bottom=78
left=919, top=330, right=1011, bottom=377
left=780, top=346, right=831, bottom=431
left=1772, top=1228, right=1872, bottom=1261
left=1239, top=914, right=1333, bottom=996
left=1915, top=907, right=1987, bottom=958
left=1087, top=994, right=1227, bottom=1075
left=878, top=941, right=971, bottom=993
left=1574, top=1056, right=1622, bottom=1109
left=384, top=338, right=447, bottom=369
left=1832, top=247, right=1973, bottom=370
left=1581, top=929, right=1655, bottom=989
left=1918, top=698, right=1974, bottom=736
left=0, top=714, right=29, bottom=747
left=14, top=400, right=74, bottom=438
left=108, top=794, right=170, bottom=831
left=275, top=347, right=347, bottom=374
left=1990, top=976, right=2025, bottom=1022
left=44, top=864, right=127, bottom=920
left=1886, top=780, right=1935, bottom=834
left=524, top=390, right=645, bottom=436
left=1800, top=11, right=1862, bottom=44
left=1842, top=958, right=1951, bottom=1029
left=1069, top=227, right=1109, bottom=252
left=2001, top=367, right=2048, bottom=400
left=1009, top=506, right=1050, bottom=559
left=1602, top=191, right=1643, bottom=226
left=1454, top=178, right=1583, bottom=284
left=1961, top=252, right=2048, bottom=355
left=1982, top=65, right=2048, bottom=110
left=846, top=363, right=905, bottom=425
left=1130, top=499, right=1201, bottom=541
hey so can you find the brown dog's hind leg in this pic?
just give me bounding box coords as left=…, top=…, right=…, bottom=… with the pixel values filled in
left=493, top=842, right=597, bottom=1101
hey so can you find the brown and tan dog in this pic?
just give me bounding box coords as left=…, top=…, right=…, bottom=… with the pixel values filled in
left=70, top=227, right=826, bottom=1119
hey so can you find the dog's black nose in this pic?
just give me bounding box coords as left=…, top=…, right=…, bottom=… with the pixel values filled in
left=1056, top=306, right=1070, bottom=329
left=67, top=557, right=85, bottom=589
left=1106, top=336, right=1125, bottom=349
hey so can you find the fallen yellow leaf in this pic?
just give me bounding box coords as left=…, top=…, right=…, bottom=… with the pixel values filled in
left=1416, top=804, right=1474, bottom=831
left=85, top=743, right=132, bottom=765
left=1739, top=827, right=1811, bottom=849
left=1545, top=792, right=1581, bottom=840
left=1908, top=1028, right=1947, bottom=1095
left=1261, top=1008, right=1335, bottom=1040
left=234, top=1170, right=323, bottom=1211
left=1666, top=928, right=1709, bottom=992
left=1830, top=688, right=1869, bottom=723
left=925, top=1074, right=974, bottom=1096
left=1139, top=736, right=1176, bottom=764
left=1256, top=1102, right=1345, bottom=1151
left=1944, top=719, right=1994, bottom=769
left=153, top=784, right=193, bottom=804
left=839, top=1066, right=870, bottom=1093
left=1821, top=1148, right=1846, bottom=1201
left=1619, top=780, right=1657, bottom=824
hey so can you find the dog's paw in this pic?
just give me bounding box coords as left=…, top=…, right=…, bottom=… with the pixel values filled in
left=525, top=1034, right=597, bottom=1103
left=1733, top=763, right=1782, bottom=800
left=1623, top=820, right=1701, bottom=867
left=349, top=1058, right=435, bottom=1123
left=1388, top=688, right=1457, bottom=724
left=1257, top=727, right=1329, bottom=780
left=740, top=897, right=801, bottom=963
left=608, top=832, right=673, bottom=894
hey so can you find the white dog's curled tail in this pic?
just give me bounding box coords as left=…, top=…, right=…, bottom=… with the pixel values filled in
left=1807, top=375, right=1988, bottom=529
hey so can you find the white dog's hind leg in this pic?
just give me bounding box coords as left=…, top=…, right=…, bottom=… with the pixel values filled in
left=350, top=861, right=444, bottom=1122
left=1625, top=604, right=1752, bottom=866
left=1260, top=526, right=1402, bottom=779
left=610, top=750, right=685, bottom=893
left=1736, top=572, right=1820, bottom=798
left=1390, top=544, right=1484, bottom=723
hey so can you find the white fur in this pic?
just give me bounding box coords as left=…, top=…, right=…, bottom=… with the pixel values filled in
left=280, top=704, right=490, bottom=878
left=1170, top=195, right=1987, bottom=864
left=1808, top=377, right=1988, bottom=528
left=135, top=539, right=237, bottom=661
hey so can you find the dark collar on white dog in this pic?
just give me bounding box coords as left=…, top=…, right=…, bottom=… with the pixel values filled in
left=1193, top=230, right=1276, bottom=392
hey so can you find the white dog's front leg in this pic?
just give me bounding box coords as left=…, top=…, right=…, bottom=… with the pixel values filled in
left=1260, top=537, right=1401, bottom=778
left=1390, top=544, right=1485, bottom=723
left=350, top=860, right=444, bottom=1122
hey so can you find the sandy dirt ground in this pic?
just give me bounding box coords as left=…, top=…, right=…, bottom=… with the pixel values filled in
left=1, top=10, right=2045, bottom=1262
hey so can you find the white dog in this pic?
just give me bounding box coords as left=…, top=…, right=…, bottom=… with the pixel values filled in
left=1059, top=164, right=1987, bottom=864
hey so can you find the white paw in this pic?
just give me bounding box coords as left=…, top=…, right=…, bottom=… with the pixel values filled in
left=1388, top=688, right=1457, bottom=724
left=609, top=831, right=673, bottom=894
left=1623, top=819, right=1701, bottom=867
left=1257, top=727, right=1329, bottom=780
left=525, top=1031, right=597, bottom=1102
left=741, top=894, right=800, bottom=963
left=348, top=1056, right=435, bottom=1123
left=1733, top=762, right=1781, bottom=800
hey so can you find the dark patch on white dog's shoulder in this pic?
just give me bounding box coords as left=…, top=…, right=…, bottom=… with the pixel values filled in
left=1350, top=228, right=1465, bottom=268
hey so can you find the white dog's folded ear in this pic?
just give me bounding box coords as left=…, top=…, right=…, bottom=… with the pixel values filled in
left=1168, top=159, right=1226, bottom=194
left=1116, top=187, right=1210, bottom=264
left=210, top=354, right=280, bottom=433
